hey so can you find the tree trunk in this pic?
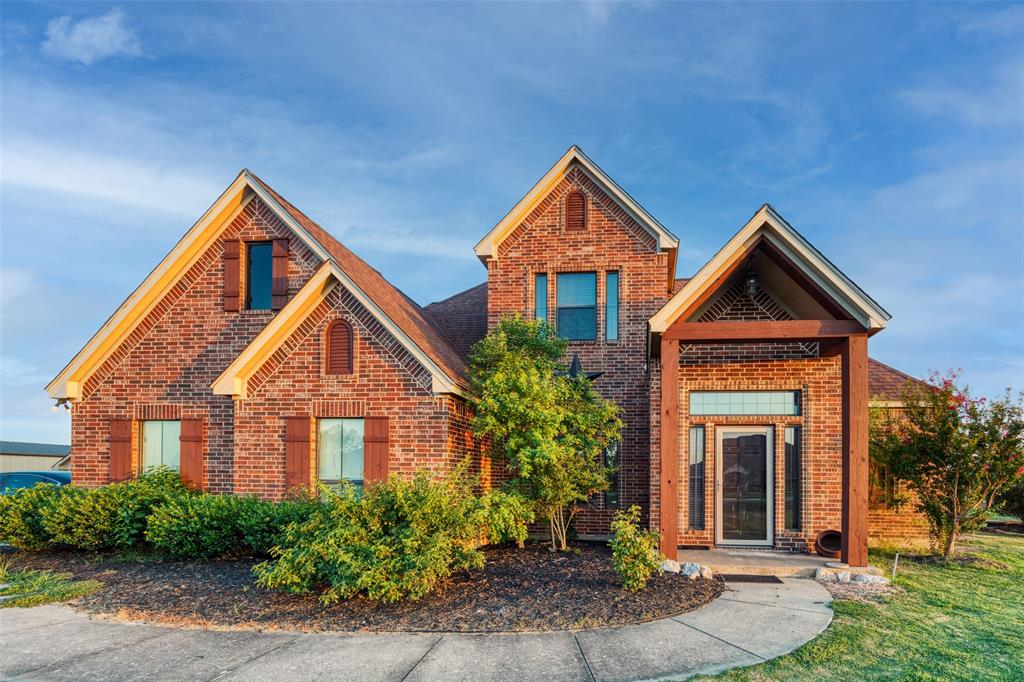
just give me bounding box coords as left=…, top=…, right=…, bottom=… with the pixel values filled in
left=943, top=520, right=959, bottom=557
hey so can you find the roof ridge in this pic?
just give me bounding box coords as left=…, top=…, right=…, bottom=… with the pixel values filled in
left=868, top=357, right=925, bottom=385
left=426, top=281, right=487, bottom=308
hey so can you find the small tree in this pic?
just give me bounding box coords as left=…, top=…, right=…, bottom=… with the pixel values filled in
left=871, top=371, right=1024, bottom=556
left=469, top=317, right=622, bottom=550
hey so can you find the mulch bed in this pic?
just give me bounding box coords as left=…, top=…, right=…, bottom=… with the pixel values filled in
left=15, top=542, right=723, bottom=633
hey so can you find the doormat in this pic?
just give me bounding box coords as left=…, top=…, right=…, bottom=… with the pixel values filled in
left=719, top=574, right=784, bottom=583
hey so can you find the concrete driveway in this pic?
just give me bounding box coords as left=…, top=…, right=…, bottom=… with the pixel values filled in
left=0, top=578, right=831, bottom=682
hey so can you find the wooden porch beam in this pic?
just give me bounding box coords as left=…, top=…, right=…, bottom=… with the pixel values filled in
left=662, top=319, right=867, bottom=342
left=841, top=333, right=869, bottom=566
left=659, top=338, right=680, bottom=561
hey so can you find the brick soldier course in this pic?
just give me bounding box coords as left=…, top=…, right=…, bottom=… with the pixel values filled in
left=47, top=146, right=928, bottom=564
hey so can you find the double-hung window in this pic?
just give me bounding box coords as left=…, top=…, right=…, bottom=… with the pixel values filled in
left=318, top=418, right=364, bottom=493
left=141, top=420, right=181, bottom=472
left=246, top=242, right=273, bottom=310
left=556, top=272, right=597, bottom=341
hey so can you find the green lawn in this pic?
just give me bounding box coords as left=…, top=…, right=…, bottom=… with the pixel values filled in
left=697, top=532, right=1024, bottom=681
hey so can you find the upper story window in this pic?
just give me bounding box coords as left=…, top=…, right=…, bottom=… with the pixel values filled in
left=565, top=190, right=586, bottom=231
left=535, top=273, right=548, bottom=322
left=689, top=390, right=802, bottom=416
left=246, top=242, right=273, bottom=310
left=325, top=320, right=354, bottom=375
left=557, top=272, right=596, bottom=341
left=605, top=271, right=619, bottom=341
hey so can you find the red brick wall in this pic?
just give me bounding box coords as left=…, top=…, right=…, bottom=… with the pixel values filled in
left=868, top=502, right=931, bottom=547
left=71, top=198, right=321, bottom=491
left=665, top=356, right=844, bottom=551
left=485, top=167, right=673, bottom=534
left=233, top=285, right=484, bottom=499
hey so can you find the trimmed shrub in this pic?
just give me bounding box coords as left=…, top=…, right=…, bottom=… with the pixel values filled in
left=0, top=483, right=67, bottom=550
left=42, top=470, right=187, bottom=551
left=478, top=489, right=534, bottom=548
left=610, top=505, right=663, bottom=592
left=146, top=493, right=320, bottom=559
left=255, top=474, right=486, bottom=604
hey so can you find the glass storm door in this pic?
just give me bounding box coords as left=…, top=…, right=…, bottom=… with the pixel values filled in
left=716, top=427, right=774, bottom=546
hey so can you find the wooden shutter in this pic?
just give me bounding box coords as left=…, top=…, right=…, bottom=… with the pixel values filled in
left=284, top=416, right=311, bottom=490
left=566, top=191, right=586, bottom=232
left=179, top=418, right=204, bottom=491
left=109, top=419, right=133, bottom=483
left=223, top=241, right=241, bottom=312
left=271, top=239, right=289, bottom=310
left=364, top=417, right=389, bottom=484
left=326, top=320, right=353, bottom=375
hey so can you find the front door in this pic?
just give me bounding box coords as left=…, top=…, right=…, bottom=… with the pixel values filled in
left=716, top=426, right=774, bottom=546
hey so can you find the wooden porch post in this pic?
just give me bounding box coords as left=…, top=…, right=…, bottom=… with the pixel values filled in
left=841, top=334, right=869, bottom=566
left=660, top=338, right=680, bottom=561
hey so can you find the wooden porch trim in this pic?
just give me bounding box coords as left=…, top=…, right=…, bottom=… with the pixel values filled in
left=659, top=338, right=680, bottom=560
left=841, top=333, right=869, bottom=566
left=663, top=319, right=866, bottom=342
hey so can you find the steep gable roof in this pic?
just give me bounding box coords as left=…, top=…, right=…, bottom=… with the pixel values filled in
left=48, top=171, right=467, bottom=400
left=247, top=174, right=468, bottom=390
left=650, top=204, right=891, bottom=333
left=474, top=146, right=679, bottom=285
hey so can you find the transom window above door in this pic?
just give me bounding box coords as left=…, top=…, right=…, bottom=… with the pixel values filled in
left=689, top=391, right=801, bottom=416
left=556, top=272, right=597, bottom=341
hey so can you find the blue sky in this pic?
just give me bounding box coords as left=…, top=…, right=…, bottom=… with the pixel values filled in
left=1, top=2, right=1022, bottom=444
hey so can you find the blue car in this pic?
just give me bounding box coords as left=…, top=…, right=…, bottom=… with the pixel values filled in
left=0, top=471, right=71, bottom=494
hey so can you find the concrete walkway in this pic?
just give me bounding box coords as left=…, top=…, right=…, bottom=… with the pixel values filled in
left=0, top=579, right=832, bottom=682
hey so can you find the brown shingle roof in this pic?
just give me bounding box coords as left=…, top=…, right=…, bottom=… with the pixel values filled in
left=425, top=283, right=926, bottom=403
left=248, top=173, right=469, bottom=390
left=425, top=282, right=488, bottom=360
left=868, top=358, right=930, bottom=401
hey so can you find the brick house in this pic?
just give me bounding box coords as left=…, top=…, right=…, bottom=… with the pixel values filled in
left=48, top=146, right=928, bottom=565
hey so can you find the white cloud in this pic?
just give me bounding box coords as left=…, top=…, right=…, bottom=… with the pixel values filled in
left=898, top=57, right=1024, bottom=129
left=41, top=8, right=142, bottom=65
left=956, top=6, right=1024, bottom=38
left=0, top=137, right=219, bottom=216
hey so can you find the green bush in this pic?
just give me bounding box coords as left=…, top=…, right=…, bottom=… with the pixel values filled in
left=478, top=489, right=534, bottom=548
left=42, top=470, right=187, bottom=551
left=255, top=474, right=487, bottom=604
left=146, top=493, right=319, bottom=559
left=610, top=505, right=663, bottom=592
left=0, top=483, right=67, bottom=549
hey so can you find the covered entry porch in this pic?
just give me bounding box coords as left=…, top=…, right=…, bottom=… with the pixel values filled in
left=648, top=205, right=890, bottom=568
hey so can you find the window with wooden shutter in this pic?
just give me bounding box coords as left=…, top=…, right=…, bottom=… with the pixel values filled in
left=284, top=416, right=311, bottom=491
left=223, top=241, right=240, bottom=312
left=363, top=416, right=389, bottom=484
left=325, top=320, right=354, bottom=375
left=109, top=419, right=133, bottom=483
left=271, top=239, right=289, bottom=310
left=179, top=418, right=204, bottom=491
left=565, top=190, right=586, bottom=232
